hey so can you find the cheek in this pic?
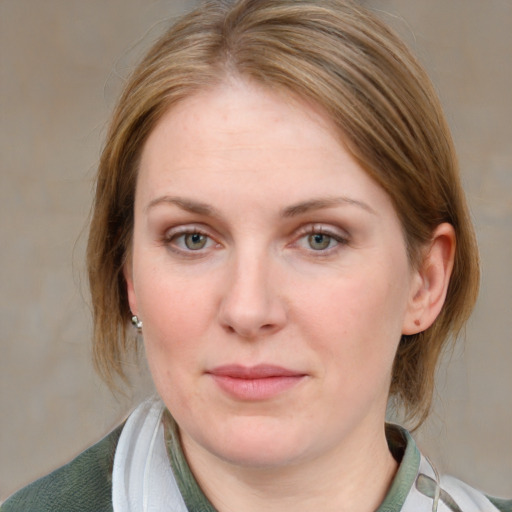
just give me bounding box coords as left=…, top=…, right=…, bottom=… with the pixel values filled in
left=141, top=290, right=208, bottom=411
left=137, top=261, right=215, bottom=331
left=135, top=268, right=217, bottom=380
left=302, top=266, right=408, bottom=375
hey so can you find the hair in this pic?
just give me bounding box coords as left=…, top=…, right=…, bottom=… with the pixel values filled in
left=87, top=0, right=479, bottom=427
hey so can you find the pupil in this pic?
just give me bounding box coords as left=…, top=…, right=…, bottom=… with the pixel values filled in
left=186, top=233, right=206, bottom=249
left=309, top=233, right=330, bottom=250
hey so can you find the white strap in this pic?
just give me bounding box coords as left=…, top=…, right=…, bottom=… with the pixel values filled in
left=112, top=397, right=188, bottom=512
left=401, top=454, right=500, bottom=512
left=112, top=404, right=500, bottom=512
left=439, top=475, right=501, bottom=512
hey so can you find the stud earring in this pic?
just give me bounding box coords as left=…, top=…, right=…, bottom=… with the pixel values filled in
left=131, top=315, right=143, bottom=333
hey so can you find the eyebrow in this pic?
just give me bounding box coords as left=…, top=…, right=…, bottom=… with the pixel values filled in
left=282, top=197, right=376, bottom=217
left=145, top=195, right=376, bottom=217
left=145, top=196, right=219, bottom=216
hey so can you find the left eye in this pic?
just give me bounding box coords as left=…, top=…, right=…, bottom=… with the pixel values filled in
left=306, top=233, right=338, bottom=251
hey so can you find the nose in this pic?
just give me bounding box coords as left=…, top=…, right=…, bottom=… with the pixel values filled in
left=218, top=252, right=287, bottom=339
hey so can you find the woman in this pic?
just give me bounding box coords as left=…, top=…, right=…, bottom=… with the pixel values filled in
left=3, top=0, right=510, bottom=510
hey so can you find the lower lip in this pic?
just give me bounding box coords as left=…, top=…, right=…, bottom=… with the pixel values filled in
left=210, top=374, right=305, bottom=401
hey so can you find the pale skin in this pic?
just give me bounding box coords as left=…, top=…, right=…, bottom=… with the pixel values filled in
left=125, top=78, right=455, bottom=512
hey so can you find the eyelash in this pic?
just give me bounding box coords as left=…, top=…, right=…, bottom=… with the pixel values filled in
left=294, top=225, right=349, bottom=254
left=161, top=224, right=349, bottom=256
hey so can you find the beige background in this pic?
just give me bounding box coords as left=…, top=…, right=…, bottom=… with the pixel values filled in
left=1, top=0, right=511, bottom=501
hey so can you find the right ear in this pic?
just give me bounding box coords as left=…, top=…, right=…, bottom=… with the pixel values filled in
left=123, top=255, right=138, bottom=316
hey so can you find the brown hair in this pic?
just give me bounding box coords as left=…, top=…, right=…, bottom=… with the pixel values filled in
left=87, top=0, right=479, bottom=426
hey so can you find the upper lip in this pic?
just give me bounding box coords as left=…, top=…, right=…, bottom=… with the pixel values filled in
left=207, top=364, right=305, bottom=379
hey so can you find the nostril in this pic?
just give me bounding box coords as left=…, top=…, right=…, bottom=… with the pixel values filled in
left=218, top=279, right=287, bottom=338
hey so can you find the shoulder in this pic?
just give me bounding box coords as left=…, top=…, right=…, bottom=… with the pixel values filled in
left=1, top=424, right=124, bottom=512
left=438, top=475, right=512, bottom=512
left=384, top=424, right=511, bottom=512
left=487, top=496, right=512, bottom=512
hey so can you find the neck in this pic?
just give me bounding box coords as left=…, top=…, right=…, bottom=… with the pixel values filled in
left=180, top=422, right=398, bottom=512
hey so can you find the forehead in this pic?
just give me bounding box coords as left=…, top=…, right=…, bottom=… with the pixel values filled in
left=136, top=79, right=396, bottom=220
left=143, top=79, right=339, bottom=158
left=140, top=79, right=358, bottom=184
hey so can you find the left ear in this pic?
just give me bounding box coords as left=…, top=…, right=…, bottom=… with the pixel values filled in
left=402, top=223, right=456, bottom=335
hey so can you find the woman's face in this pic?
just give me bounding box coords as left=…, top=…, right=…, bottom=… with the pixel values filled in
left=126, top=79, right=422, bottom=469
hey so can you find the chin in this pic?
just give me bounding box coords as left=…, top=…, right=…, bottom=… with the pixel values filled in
left=213, top=439, right=305, bottom=469
left=184, top=415, right=309, bottom=469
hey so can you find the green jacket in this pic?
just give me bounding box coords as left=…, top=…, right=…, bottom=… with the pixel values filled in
left=2, top=420, right=511, bottom=512
left=1, top=426, right=122, bottom=512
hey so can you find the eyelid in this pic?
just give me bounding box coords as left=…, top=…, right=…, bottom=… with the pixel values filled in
left=297, top=223, right=349, bottom=240
left=163, top=223, right=210, bottom=238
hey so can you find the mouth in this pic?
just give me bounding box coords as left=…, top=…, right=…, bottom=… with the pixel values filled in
left=206, top=364, right=307, bottom=401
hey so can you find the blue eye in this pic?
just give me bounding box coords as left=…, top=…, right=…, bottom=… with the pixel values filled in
left=164, top=229, right=215, bottom=253
left=295, top=226, right=347, bottom=253
left=307, top=233, right=334, bottom=250
left=183, top=232, right=208, bottom=250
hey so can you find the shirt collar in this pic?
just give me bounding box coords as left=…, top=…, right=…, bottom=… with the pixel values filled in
left=164, top=415, right=421, bottom=512
left=376, top=424, right=422, bottom=511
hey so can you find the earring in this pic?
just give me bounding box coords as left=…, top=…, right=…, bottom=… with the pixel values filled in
left=131, top=315, right=143, bottom=333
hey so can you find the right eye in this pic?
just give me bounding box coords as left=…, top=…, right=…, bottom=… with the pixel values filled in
left=306, top=232, right=338, bottom=251
left=180, top=232, right=209, bottom=250
left=163, top=228, right=218, bottom=255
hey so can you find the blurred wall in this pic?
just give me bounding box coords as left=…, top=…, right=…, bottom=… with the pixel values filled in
left=1, top=0, right=511, bottom=501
